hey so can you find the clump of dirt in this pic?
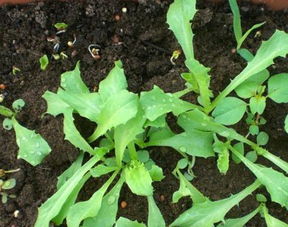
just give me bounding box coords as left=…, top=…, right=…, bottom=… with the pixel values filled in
left=0, top=0, right=288, bottom=226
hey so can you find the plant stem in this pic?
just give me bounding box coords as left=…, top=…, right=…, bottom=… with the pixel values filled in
left=128, top=142, right=138, bottom=160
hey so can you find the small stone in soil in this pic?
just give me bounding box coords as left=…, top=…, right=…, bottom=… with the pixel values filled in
left=120, top=201, right=128, bottom=208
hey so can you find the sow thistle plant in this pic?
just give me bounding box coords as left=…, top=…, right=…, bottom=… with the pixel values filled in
left=1, top=0, right=288, bottom=226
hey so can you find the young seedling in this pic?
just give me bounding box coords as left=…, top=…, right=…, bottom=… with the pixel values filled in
left=0, top=99, right=51, bottom=166
left=0, top=178, right=16, bottom=203
left=39, top=55, right=49, bottom=71
left=229, top=0, right=265, bottom=50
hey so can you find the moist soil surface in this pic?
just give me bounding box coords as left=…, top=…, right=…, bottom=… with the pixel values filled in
left=1, top=0, right=288, bottom=226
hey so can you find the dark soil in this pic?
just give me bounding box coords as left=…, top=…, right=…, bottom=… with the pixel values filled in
left=1, top=0, right=288, bottom=226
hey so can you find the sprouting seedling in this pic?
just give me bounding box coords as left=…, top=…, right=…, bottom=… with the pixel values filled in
left=170, top=50, right=181, bottom=65
left=88, top=44, right=101, bottom=59
left=0, top=168, right=19, bottom=204
left=12, top=66, right=21, bottom=75
left=67, top=34, right=77, bottom=47
left=54, top=22, right=68, bottom=31
left=0, top=168, right=20, bottom=177
left=0, top=178, right=16, bottom=203
left=229, top=0, right=265, bottom=50
left=39, top=55, right=49, bottom=71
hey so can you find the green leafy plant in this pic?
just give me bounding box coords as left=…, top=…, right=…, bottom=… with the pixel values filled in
left=2, top=0, right=288, bottom=226
left=0, top=99, right=51, bottom=165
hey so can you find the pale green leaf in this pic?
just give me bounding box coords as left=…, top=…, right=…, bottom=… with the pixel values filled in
left=82, top=177, right=124, bottom=227
left=98, top=60, right=127, bottom=101
left=144, top=114, right=166, bottom=128
left=263, top=205, right=288, bottom=227
left=140, top=86, right=194, bottom=121
left=229, top=0, right=242, bottom=43
left=217, top=207, right=259, bottom=227
left=173, top=170, right=207, bottom=204
left=216, top=145, right=230, bottom=175
left=209, top=30, right=288, bottom=112
left=231, top=142, right=244, bottom=164
left=114, top=107, right=145, bottom=166
left=249, top=125, right=259, bottom=136
left=167, top=0, right=196, bottom=60
left=12, top=118, right=51, bottom=166
left=90, top=164, right=118, bottom=178
left=185, top=59, right=212, bottom=107
left=256, top=131, right=269, bottom=146
left=245, top=151, right=258, bottom=163
left=148, top=164, right=165, bottom=182
left=147, top=195, right=165, bottom=227
left=171, top=180, right=260, bottom=227
left=39, top=55, right=49, bottom=71
left=2, top=178, right=16, bottom=190
left=63, top=109, right=94, bottom=153
left=42, top=91, right=71, bottom=116
left=249, top=96, right=266, bottom=115
left=3, top=118, right=13, bottom=130
left=59, top=91, right=103, bottom=123
left=124, top=160, right=153, bottom=196
left=237, top=22, right=265, bottom=50
left=35, top=156, right=99, bottom=227
left=66, top=171, right=118, bottom=227
left=146, top=126, right=214, bottom=158
left=53, top=173, right=89, bottom=225
left=268, top=73, right=288, bottom=103
left=0, top=105, right=14, bottom=117
left=54, top=22, right=68, bottom=30
left=88, top=90, right=138, bottom=142
left=285, top=115, right=288, bottom=133
left=212, top=97, right=246, bottom=125
left=57, top=153, right=84, bottom=189
left=115, top=217, right=146, bottom=227
left=60, top=62, right=89, bottom=94
left=232, top=149, right=288, bottom=208
left=12, top=99, right=25, bottom=112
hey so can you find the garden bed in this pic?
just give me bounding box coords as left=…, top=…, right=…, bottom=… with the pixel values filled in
left=1, top=0, right=288, bottom=226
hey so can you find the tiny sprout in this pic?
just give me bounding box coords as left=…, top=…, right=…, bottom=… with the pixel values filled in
left=60, top=52, right=68, bottom=59
left=67, top=35, right=77, bottom=47
left=88, top=44, right=101, bottom=59
left=0, top=94, right=4, bottom=103
left=39, top=55, right=49, bottom=71
left=12, top=66, right=21, bottom=75
left=12, top=99, right=25, bottom=112
left=0, top=168, right=20, bottom=177
left=254, top=31, right=262, bottom=38
left=170, top=50, right=181, bottom=65
left=13, top=210, right=20, bottom=218
left=52, top=54, right=60, bottom=60
left=54, top=22, right=68, bottom=31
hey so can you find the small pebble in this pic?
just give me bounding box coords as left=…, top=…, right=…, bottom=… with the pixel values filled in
left=120, top=201, right=127, bottom=208
left=0, top=84, right=6, bottom=89
left=115, top=14, right=121, bottom=21
left=160, top=195, right=165, bottom=202
left=122, top=7, right=127, bottom=13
